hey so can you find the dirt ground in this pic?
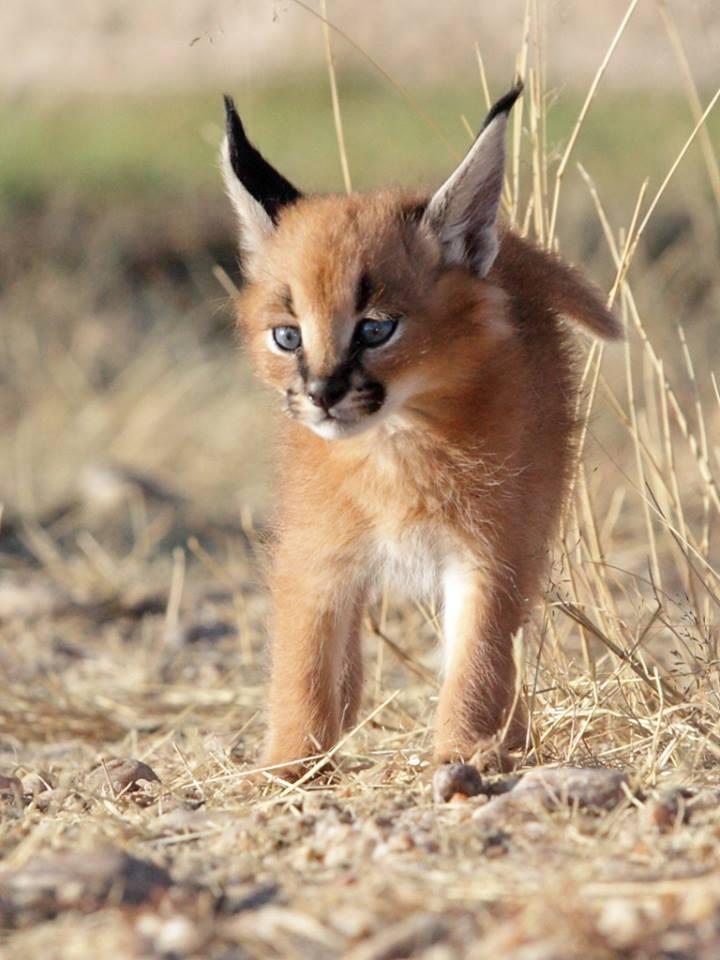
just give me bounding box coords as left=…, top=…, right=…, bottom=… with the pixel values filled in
left=2, top=434, right=720, bottom=959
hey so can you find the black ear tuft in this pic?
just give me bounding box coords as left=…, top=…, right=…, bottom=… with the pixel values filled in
left=422, top=78, right=522, bottom=277
left=480, top=80, right=524, bottom=132
left=400, top=201, right=428, bottom=225
left=223, top=94, right=303, bottom=223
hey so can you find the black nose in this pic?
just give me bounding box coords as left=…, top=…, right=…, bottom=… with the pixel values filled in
left=306, top=376, right=349, bottom=411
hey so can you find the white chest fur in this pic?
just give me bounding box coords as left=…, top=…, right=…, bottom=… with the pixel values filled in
left=372, top=524, right=449, bottom=601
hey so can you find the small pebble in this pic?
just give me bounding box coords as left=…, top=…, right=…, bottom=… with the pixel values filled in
left=88, top=758, right=161, bottom=797
left=472, top=765, right=630, bottom=825
left=386, top=831, right=415, bottom=852
left=432, top=763, right=484, bottom=803
left=642, top=789, right=690, bottom=832
left=153, top=915, right=203, bottom=954
left=0, top=775, right=23, bottom=808
left=516, top=766, right=629, bottom=810
left=1, top=848, right=171, bottom=915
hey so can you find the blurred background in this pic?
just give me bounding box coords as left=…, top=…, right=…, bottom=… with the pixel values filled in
left=1, top=0, right=718, bottom=598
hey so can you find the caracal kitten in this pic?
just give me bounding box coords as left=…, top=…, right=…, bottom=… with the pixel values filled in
left=220, top=84, right=620, bottom=773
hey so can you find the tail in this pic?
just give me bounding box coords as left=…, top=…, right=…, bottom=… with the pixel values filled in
left=496, top=231, right=623, bottom=340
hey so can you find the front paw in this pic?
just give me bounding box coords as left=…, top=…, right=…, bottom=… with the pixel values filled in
left=433, top=735, right=518, bottom=773
left=261, top=743, right=315, bottom=780
left=262, top=734, right=333, bottom=781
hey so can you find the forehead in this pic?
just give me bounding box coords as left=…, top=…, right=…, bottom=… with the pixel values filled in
left=262, top=192, right=434, bottom=313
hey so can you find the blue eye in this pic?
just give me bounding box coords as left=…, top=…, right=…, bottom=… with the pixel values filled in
left=272, top=326, right=302, bottom=351
left=356, top=317, right=398, bottom=348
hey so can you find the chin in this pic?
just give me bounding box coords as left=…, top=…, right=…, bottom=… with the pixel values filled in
left=304, top=407, right=389, bottom=441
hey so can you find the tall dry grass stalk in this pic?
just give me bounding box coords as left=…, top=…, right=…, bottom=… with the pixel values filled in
left=493, top=0, right=720, bottom=779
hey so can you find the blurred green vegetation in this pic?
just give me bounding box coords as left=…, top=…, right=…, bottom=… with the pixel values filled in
left=2, top=74, right=718, bottom=210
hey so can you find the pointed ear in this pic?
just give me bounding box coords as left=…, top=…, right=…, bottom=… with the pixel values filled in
left=422, top=82, right=523, bottom=277
left=220, top=95, right=303, bottom=263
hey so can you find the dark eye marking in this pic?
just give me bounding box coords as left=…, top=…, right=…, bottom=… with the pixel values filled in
left=355, top=272, right=373, bottom=314
left=280, top=286, right=296, bottom=317
left=354, top=317, right=398, bottom=349
left=272, top=325, right=302, bottom=351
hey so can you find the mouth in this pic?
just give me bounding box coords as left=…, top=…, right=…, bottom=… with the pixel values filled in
left=312, top=415, right=382, bottom=440
left=284, top=382, right=386, bottom=439
left=306, top=405, right=385, bottom=439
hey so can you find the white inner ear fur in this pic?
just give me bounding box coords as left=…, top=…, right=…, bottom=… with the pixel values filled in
left=423, top=111, right=509, bottom=278
left=220, top=135, right=275, bottom=265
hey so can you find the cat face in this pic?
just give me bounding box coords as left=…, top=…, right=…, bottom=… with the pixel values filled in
left=237, top=192, right=516, bottom=439
left=221, top=90, right=522, bottom=440
left=221, top=87, right=617, bottom=442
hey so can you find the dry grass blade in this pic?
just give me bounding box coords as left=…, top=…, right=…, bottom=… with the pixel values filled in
left=321, top=0, right=352, bottom=194
left=288, top=0, right=458, bottom=157
left=655, top=0, right=720, bottom=212
left=366, top=615, right=438, bottom=686
left=548, top=0, right=641, bottom=241
left=626, top=85, right=720, bottom=264
left=264, top=690, right=400, bottom=801
left=555, top=598, right=683, bottom=707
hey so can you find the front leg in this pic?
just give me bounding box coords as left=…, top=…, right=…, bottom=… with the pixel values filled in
left=263, top=537, right=364, bottom=774
left=338, top=594, right=366, bottom=732
left=434, top=559, right=527, bottom=767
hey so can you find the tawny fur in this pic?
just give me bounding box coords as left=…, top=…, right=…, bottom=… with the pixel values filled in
left=220, top=86, right=620, bottom=772
left=229, top=190, right=619, bottom=770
